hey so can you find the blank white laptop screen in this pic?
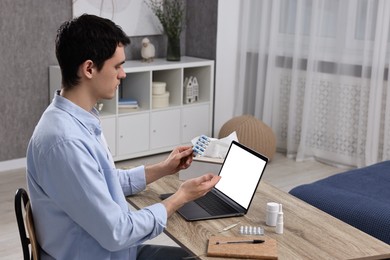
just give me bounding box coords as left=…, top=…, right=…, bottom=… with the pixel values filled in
left=214, top=142, right=267, bottom=209
left=160, top=140, right=268, bottom=221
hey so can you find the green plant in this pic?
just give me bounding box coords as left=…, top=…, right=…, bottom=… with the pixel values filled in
left=146, top=0, right=184, bottom=39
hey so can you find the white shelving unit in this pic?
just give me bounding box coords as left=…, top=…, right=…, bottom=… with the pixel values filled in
left=49, top=56, right=214, bottom=161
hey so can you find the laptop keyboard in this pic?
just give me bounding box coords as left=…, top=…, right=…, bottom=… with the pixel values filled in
left=195, top=191, right=237, bottom=215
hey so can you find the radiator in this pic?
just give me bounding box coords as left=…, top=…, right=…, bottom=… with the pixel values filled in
left=273, top=68, right=386, bottom=163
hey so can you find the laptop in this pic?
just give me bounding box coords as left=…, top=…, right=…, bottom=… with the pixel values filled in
left=160, top=140, right=268, bottom=221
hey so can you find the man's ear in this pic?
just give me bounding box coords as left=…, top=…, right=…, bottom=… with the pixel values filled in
left=80, top=60, right=95, bottom=79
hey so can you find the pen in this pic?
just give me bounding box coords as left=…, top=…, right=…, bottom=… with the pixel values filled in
left=216, top=239, right=265, bottom=245
left=218, top=221, right=241, bottom=233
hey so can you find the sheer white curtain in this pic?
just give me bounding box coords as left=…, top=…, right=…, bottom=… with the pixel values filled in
left=234, top=0, right=390, bottom=167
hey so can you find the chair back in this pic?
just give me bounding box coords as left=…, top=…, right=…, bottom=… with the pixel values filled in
left=15, top=188, right=40, bottom=260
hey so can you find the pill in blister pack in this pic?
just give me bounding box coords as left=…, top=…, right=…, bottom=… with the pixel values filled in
left=239, top=226, right=264, bottom=236
left=193, top=135, right=211, bottom=157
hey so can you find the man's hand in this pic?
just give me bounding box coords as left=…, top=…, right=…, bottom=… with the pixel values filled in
left=163, top=146, right=193, bottom=174
left=162, top=173, right=221, bottom=217
left=145, top=146, right=193, bottom=184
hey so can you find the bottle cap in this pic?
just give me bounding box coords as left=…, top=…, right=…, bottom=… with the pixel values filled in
left=267, top=202, right=279, bottom=212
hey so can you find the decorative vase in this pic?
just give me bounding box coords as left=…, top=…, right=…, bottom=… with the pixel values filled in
left=166, top=35, right=181, bottom=61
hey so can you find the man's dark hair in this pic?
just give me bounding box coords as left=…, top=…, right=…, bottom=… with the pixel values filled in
left=55, top=14, right=130, bottom=89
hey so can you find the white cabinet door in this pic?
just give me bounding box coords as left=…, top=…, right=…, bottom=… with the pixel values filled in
left=100, top=116, right=116, bottom=157
left=118, top=113, right=150, bottom=155
left=150, top=109, right=181, bottom=149
left=181, top=104, right=211, bottom=143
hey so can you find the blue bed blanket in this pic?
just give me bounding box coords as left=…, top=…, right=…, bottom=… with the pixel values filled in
left=289, top=161, right=390, bottom=244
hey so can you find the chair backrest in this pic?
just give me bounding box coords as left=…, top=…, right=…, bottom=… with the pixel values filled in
left=14, top=188, right=40, bottom=260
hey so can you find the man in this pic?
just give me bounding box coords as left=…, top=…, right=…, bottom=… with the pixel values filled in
left=27, top=14, right=220, bottom=260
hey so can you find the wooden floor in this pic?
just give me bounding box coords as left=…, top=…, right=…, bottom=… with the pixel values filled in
left=1, top=152, right=347, bottom=259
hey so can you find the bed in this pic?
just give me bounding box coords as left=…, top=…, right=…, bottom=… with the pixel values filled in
left=289, top=161, right=390, bottom=244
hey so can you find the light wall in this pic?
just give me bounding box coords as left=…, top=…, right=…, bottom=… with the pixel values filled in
left=214, top=0, right=240, bottom=136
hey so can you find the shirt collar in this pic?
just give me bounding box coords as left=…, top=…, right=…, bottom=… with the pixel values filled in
left=52, top=91, right=102, bottom=136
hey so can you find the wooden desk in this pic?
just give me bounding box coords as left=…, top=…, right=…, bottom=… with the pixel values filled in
left=126, top=174, right=390, bottom=259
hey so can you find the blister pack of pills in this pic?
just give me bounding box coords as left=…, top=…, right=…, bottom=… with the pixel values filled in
left=239, top=226, right=264, bottom=236
left=192, top=134, right=211, bottom=157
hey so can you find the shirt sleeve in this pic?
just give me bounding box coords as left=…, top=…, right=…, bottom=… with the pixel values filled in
left=35, top=139, right=167, bottom=252
left=117, top=166, right=147, bottom=196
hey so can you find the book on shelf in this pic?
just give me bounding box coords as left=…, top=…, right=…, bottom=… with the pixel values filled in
left=118, top=106, right=139, bottom=113
left=118, top=104, right=139, bottom=109
left=118, top=98, right=138, bottom=109
left=119, top=98, right=138, bottom=105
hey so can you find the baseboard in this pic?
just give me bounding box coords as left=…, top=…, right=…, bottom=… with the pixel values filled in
left=0, top=157, right=26, bottom=173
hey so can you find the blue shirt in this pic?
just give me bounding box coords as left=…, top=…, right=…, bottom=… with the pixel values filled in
left=27, top=93, right=167, bottom=259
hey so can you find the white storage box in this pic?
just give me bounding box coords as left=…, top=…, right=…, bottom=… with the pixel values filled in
left=152, top=91, right=170, bottom=108
left=152, top=81, right=166, bottom=95
left=179, top=156, right=223, bottom=180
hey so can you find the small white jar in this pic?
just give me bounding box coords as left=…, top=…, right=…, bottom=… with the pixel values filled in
left=152, top=91, right=170, bottom=108
left=266, top=202, right=279, bottom=226
left=152, top=81, right=166, bottom=95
